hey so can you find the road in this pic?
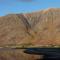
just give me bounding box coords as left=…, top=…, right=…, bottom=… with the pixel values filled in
left=24, top=48, right=60, bottom=60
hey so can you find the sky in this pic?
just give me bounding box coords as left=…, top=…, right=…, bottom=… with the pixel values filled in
left=0, top=0, right=60, bottom=16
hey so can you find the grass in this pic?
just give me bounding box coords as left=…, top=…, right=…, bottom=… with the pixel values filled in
left=0, top=44, right=60, bottom=48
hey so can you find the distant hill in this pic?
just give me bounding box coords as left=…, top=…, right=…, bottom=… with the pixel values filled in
left=0, top=8, right=60, bottom=46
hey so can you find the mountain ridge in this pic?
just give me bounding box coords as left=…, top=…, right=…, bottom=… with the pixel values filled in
left=0, top=8, right=60, bottom=46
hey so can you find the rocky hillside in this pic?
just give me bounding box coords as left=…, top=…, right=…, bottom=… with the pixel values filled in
left=0, top=8, right=60, bottom=46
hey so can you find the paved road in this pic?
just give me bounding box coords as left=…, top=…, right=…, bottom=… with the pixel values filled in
left=0, top=48, right=60, bottom=59
left=24, top=48, right=60, bottom=60
left=24, top=48, right=60, bottom=54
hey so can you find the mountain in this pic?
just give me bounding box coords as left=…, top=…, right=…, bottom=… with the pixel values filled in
left=0, top=8, right=60, bottom=46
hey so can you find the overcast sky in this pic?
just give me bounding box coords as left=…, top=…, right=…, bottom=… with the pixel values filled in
left=0, top=0, right=60, bottom=16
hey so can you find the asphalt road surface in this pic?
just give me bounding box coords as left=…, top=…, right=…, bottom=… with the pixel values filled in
left=0, top=48, right=60, bottom=60
left=24, top=48, right=60, bottom=60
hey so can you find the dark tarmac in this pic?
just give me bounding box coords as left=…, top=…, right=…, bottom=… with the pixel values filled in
left=24, top=48, right=60, bottom=60
left=0, top=48, right=60, bottom=60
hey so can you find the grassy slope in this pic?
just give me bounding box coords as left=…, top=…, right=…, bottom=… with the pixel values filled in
left=0, top=8, right=60, bottom=47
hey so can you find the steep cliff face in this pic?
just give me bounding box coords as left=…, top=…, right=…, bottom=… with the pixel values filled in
left=0, top=8, right=60, bottom=46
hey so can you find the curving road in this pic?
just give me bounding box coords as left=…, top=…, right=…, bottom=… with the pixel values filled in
left=24, top=48, right=60, bottom=60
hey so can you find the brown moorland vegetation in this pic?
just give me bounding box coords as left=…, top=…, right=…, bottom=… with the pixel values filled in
left=0, top=8, right=60, bottom=60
